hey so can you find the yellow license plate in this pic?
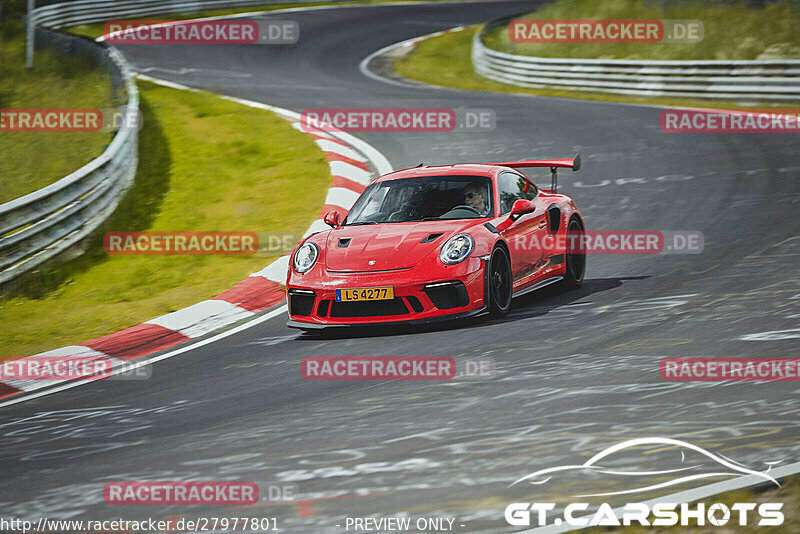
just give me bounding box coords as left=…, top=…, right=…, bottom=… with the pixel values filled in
left=336, top=287, right=394, bottom=302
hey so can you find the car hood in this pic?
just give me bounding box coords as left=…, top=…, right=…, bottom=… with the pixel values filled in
left=325, top=220, right=480, bottom=271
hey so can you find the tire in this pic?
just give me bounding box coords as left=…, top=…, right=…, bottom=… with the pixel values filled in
left=563, top=216, right=586, bottom=289
left=486, top=245, right=513, bottom=317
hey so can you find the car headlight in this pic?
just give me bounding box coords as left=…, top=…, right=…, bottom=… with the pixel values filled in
left=440, top=234, right=474, bottom=265
left=293, top=243, right=319, bottom=273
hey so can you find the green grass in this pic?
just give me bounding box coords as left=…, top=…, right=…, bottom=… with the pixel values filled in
left=588, top=475, right=799, bottom=533
left=1, top=80, right=330, bottom=358
left=394, top=25, right=800, bottom=109
left=484, top=0, right=800, bottom=60
left=0, top=11, right=115, bottom=203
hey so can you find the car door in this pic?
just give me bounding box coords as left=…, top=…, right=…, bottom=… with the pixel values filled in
left=497, top=172, right=546, bottom=290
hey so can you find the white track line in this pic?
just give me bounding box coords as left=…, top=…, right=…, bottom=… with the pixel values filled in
left=358, top=28, right=466, bottom=88
left=0, top=305, right=288, bottom=409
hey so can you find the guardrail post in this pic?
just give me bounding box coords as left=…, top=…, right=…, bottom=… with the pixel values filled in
left=26, top=0, right=35, bottom=69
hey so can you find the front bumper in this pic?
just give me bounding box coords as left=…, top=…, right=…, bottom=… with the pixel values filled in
left=287, top=306, right=487, bottom=330
left=286, top=257, right=486, bottom=328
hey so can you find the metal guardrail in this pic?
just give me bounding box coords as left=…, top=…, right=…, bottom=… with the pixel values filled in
left=0, top=31, right=139, bottom=285
left=32, top=0, right=348, bottom=28
left=472, top=16, right=800, bottom=101
left=5, top=0, right=348, bottom=285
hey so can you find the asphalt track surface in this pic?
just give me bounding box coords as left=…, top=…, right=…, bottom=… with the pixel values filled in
left=3, top=2, right=800, bottom=532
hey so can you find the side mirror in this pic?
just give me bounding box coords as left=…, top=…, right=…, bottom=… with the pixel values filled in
left=323, top=210, right=341, bottom=228
left=509, top=199, right=536, bottom=220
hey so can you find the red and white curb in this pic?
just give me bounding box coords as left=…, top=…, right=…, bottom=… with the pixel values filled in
left=0, top=77, right=392, bottom=402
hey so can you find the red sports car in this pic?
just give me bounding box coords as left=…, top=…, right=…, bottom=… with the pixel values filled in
left=286, top=156, right=585, bottom=330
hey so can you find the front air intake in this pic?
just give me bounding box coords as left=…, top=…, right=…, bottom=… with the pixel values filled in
left=288, top=289, right=315, bottom=316
left=330, top=298, right=409, bottom=317
left=423, top=281, right=469, bottom=309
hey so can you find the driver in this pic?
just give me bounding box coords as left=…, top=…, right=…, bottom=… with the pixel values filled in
left=463, top=183, right=488, bottom=216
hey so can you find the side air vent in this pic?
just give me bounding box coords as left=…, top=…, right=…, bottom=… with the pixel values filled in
left=337, top=238, right=351, bottom=248
left=421, top=233, right=444, bottom=243
left=547, top=205, right=561, bottom=233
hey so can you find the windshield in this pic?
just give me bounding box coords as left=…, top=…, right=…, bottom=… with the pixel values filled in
left=344, top=175, right=494, bottom=225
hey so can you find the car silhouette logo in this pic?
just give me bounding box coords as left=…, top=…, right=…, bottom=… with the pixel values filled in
left=369, top=260, right=376, bottom=265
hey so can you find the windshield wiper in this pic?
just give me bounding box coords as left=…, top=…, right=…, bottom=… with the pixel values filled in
left=346, top=221, right=378, bottom=226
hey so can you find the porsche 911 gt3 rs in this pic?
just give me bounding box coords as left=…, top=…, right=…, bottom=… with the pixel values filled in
left=286, top=156, right=585, bottom=329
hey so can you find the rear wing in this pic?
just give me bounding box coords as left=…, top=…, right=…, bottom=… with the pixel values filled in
left=491, top=154, right=581, bottom=193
